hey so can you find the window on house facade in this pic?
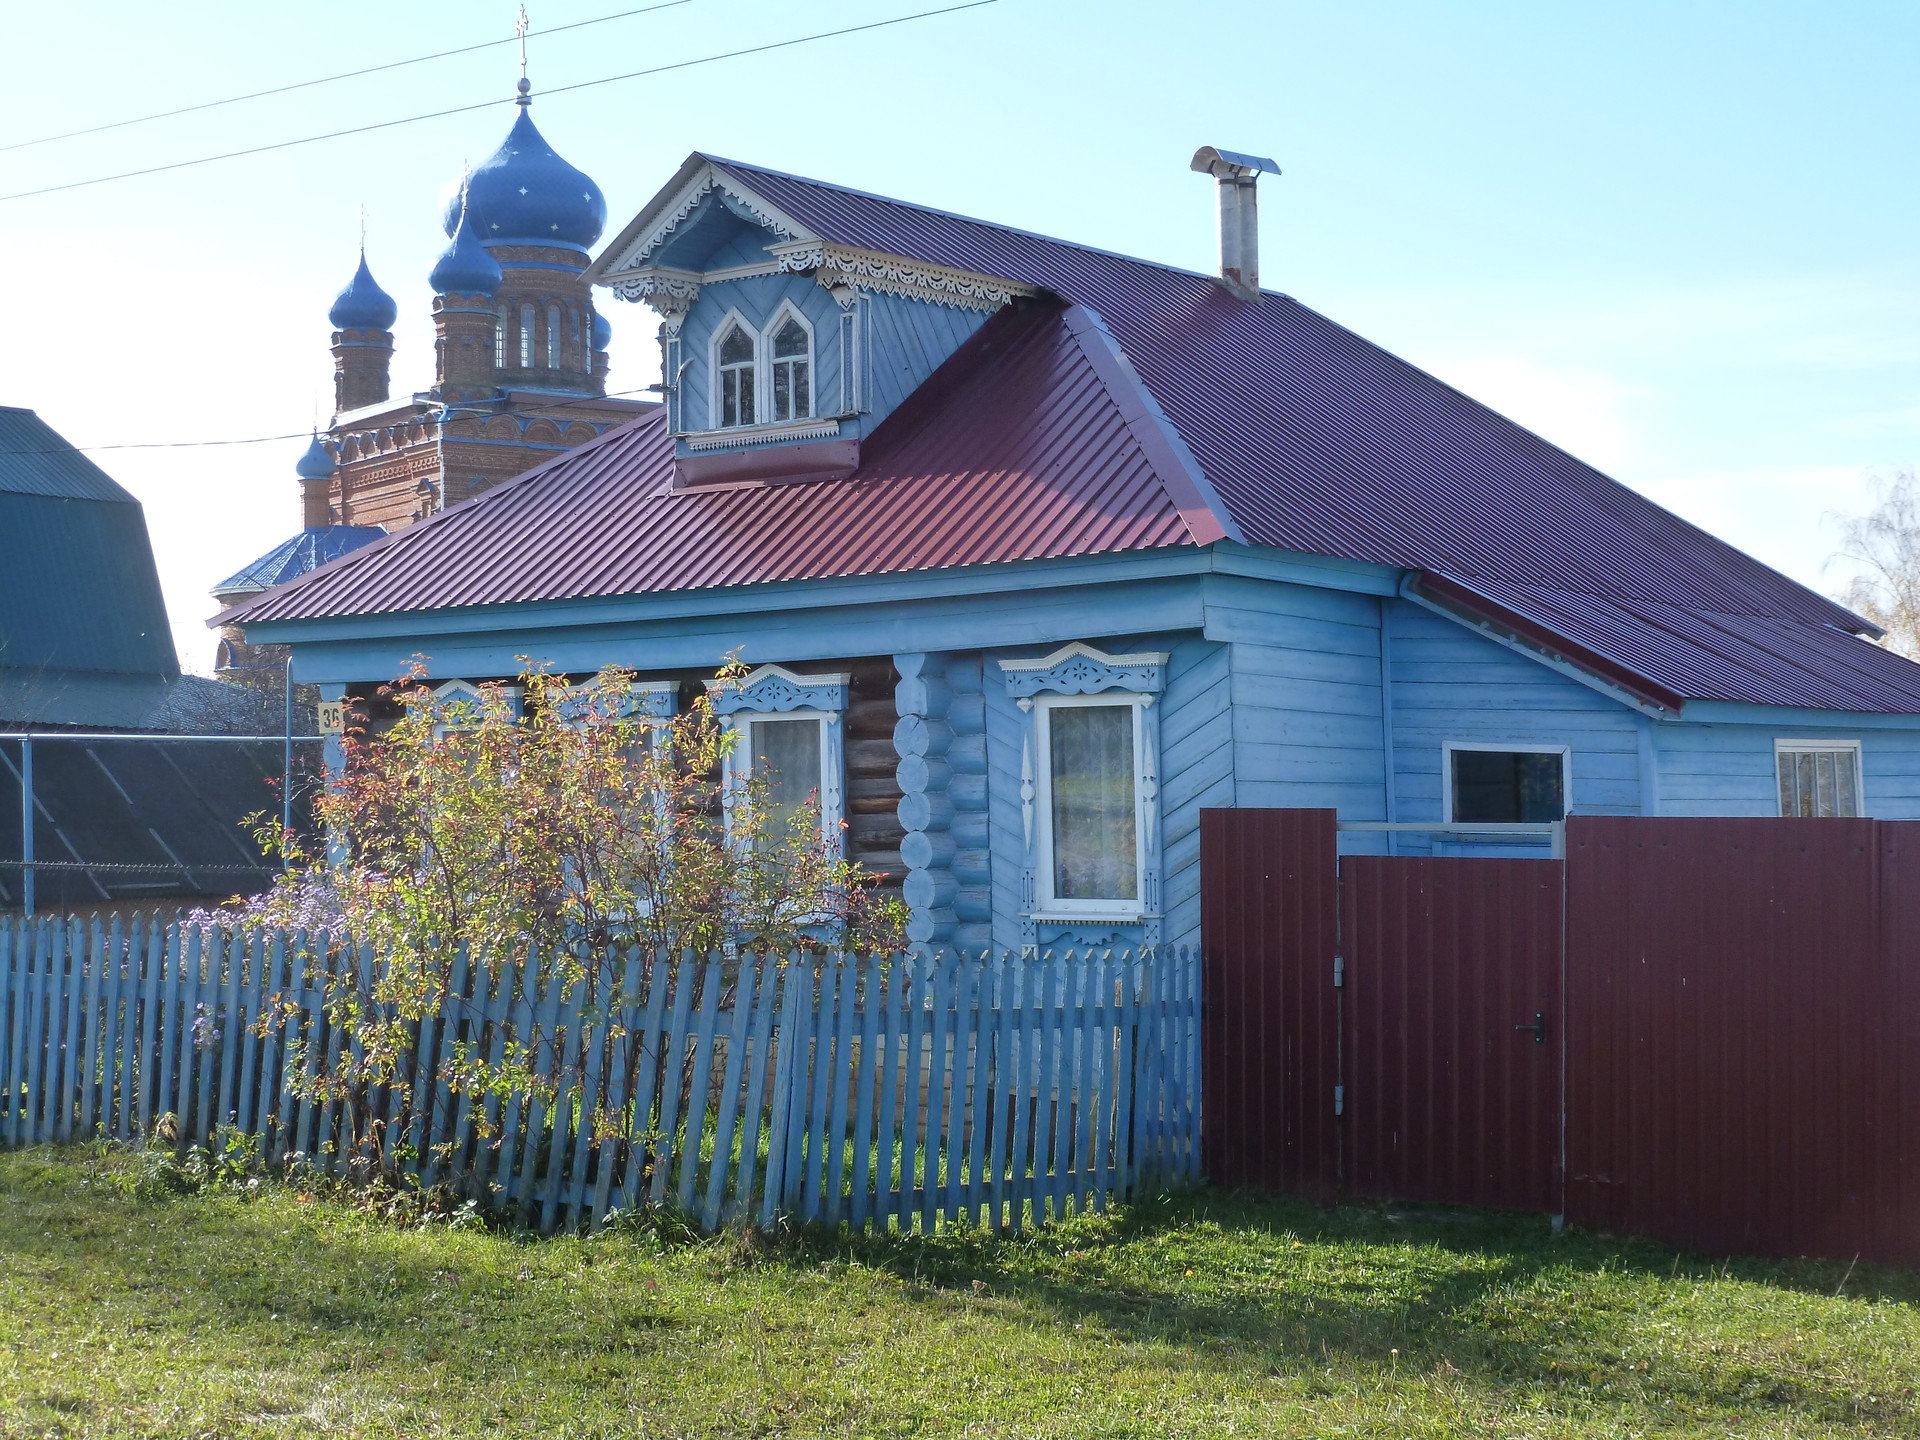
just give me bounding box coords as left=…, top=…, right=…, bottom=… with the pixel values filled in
left=710, top=666, right=849, bottom=855
left=1445, top=744, right=1569, bottom=823
left=494, top=307, right=508, bottom=368
left=1037, top=697, right=1143, bottom=908
left=1776, top=741, right=1862, bottom=817
left=717, top=322, right=755, bottom=428
left=744, top=714, right=826, bottom=846
left=768, top=314, right=811, bottom=423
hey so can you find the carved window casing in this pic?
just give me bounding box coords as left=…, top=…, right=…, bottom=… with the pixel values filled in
left=712, top=312, right=757, bottom=429
left=428, top=678, right=523, bottom=740
left=708, top=665, right=850, bottom=855
left=997, top=643, right=1168, bottom=945
left=764, top=303, right=813, bottom=423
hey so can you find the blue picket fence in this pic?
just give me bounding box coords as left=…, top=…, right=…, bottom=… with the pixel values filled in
left=0, top=914, right=1199, bottom=1232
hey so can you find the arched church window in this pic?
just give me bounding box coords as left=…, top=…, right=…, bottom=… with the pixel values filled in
left=547, top=304, right=562, bottom=369
left=494, top=306, right=508, bottom=368
left=768, top=313, right=812, bottom=423
left=519, top=304, right=536, bottom=368
left=717, top=321, right=755, bottom=428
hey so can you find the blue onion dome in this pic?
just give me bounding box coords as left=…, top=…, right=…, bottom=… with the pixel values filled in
left=591, top=310, right=611, bottom=352
left=441, top=104, right=606, bottom=249
left=328, top=251, right=398, bottom=331
left=429, top=200, right=504, bottom=296
left=294, top=430, right=334, bottom=480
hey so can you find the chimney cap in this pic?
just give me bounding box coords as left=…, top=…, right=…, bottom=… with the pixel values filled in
left=1190, top=146, right=1280, bottom=179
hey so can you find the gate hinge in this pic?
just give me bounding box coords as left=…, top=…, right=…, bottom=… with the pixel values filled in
left=1334, top=1084, right=1345, bottom=1116
left=1333, top=954, right=1345, bottom=988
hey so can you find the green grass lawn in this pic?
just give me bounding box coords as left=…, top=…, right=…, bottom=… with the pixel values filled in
left=1, top=1147, right=1916, bottom=1437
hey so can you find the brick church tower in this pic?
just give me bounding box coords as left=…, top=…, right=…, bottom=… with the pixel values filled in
left=210, top=79, right=653, bottom=642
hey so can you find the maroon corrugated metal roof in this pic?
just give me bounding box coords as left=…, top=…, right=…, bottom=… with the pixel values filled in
left=228, top=155, right=1920, bottom=713
left=228, top=299, right=1196, bottom=621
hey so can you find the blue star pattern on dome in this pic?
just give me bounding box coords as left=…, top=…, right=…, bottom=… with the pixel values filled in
left=440, top=96, right=606, bottom=252
left=430, top=196, right=505, bottom=297
left=328, top=251, right=398, bottom=331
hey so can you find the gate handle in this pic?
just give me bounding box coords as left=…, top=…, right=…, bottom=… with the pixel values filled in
left=1516, top=1011, right=1547, bottom=1044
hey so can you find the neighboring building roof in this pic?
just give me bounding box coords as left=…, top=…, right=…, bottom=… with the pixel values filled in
left=1, top=408, right=178, bottom=685
left=225, top=159, right=1920, bottom=715
left=0, top=404, right=139, bottom=502
left=444, top=101, right=606, bottom=252
left=329, top=251, right=398, bottom=331
left=213, top=525, right=386, bottom=602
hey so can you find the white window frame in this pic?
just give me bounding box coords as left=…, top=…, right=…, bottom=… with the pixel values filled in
left=429, top=678, right=522, bottom=740
left=762, top=300, right=815, bottom=425
left=494, top=306, right=508, bottom=368
left=1440, top=741, right=1572, bottom=824
left=1032, top=692, right=1151, bottom=922
left=1774, top=739, right=1865, bottom=818
left=725, top=710, right=840, bottom=847
left=708, top=307, right=758, bottom=430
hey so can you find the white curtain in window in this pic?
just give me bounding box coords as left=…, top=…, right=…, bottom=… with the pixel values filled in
left=1048, top=704, right=1137, bottom=900
left=752, top=716, right=822, bottom=844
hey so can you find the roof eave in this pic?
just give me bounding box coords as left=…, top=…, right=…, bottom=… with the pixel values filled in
left=1409, top=571, right=1690, bottom=716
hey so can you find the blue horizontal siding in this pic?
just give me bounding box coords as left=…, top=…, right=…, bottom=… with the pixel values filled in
left=1654, top=721, right=1920, bottom=818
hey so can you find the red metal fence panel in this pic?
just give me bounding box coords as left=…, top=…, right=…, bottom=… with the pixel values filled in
left=1200, top=807, right=1339, bottom=1200
left=1565, top=816, right=1918, bottom=1265
left=1341, top=857, right=1563, bottom=1213
left=1873, top=823, right=1920, bottom=1266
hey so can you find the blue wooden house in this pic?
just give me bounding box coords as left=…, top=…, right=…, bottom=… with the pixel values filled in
left=219, top=146, right=1920, bottom=953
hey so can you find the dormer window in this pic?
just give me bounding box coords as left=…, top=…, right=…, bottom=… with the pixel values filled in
left=716, top=320, right=756, bottom=428
left=768, top=313, right=811, bottom=423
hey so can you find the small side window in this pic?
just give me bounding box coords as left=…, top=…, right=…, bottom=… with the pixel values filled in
left=717, top=323, right=756, bottom=428
left=1446, top=746, right=1568, bottom=823
left=769, top=315, right=811, bottom=422
left=1776, top=741, right=1862, bottom=817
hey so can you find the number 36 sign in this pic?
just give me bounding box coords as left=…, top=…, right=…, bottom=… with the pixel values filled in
left=318, top=700, right=346, bottom=735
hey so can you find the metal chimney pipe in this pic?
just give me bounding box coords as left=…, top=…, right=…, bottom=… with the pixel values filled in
left=1190, top=147, right=1281, bottom=303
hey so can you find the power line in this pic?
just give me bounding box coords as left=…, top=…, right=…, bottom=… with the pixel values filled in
left=0, top=1, right=695, bottom=155
left=0, top=387, right=661, bottom=458
left=0, top=1, right=1000, bottom=204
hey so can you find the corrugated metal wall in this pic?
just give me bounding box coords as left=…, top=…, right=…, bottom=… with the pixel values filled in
left=1565, top=815, right=1920, bottom=1266
left=1341, top=857, right=1562, bottom=1213
left=1204, top=808, right=1920, bottom=1266
left=1199, top=807, right=1339, bottom=1202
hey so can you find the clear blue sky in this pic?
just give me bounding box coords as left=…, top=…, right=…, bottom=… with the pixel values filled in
left=5, top=0, right=1917, bottom=670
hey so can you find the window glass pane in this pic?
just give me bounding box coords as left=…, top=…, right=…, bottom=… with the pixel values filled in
left=1048, top=704, right=1137, bottom=901
left=719, top=326, right=754, bottom=365
left=794, top=360, right=809, bottom=417
left=753, top=717, right=822, bottom=844
left=773, top=365, right=790, bottom=421
left=1451, top=750, right=1565, bottom=823
left=773, top=317, right=807, bottom=358
left=722, top=371, right=741, bottom=428
left=519, top=304, right=534, bottom=367
left=1778, top=749, right=1861, bottom=817
left=547, top=304, right=561, bottom=368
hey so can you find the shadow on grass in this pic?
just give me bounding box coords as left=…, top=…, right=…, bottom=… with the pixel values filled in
left=9, top=1148, right=1920, bottom=1430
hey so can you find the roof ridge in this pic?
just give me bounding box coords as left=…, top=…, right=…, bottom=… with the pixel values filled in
left=703, top=155, right=1274, bottom=299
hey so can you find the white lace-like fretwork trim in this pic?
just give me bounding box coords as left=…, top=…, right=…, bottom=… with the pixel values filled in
left=683, top=416, right=844, bottom=451
left=628, top=173, right=796, bottom=269
left=768, top=241, right=1034, bottom=313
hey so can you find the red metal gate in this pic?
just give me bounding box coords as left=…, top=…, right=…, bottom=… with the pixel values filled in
left=1340, top=856, right=1563, bottom=1212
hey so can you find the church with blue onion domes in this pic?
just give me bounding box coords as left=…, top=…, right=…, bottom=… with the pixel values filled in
left=210, top=78, right=654, bottom=667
